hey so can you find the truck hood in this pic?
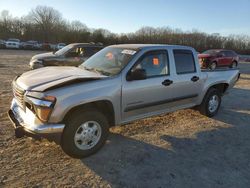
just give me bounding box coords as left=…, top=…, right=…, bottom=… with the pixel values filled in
left=31, top=52, right=56, bottom=60
left=16, top=66, right=107, bottom=91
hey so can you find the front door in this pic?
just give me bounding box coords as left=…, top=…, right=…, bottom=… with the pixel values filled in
left=65, top=47, right=85, bottom=66
left=121, top=50, right=176, bottom=122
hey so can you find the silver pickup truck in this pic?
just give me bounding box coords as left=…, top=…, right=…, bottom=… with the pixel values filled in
left=8, top=44, right=240, bottom=158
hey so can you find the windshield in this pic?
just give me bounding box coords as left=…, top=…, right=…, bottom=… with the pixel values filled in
left=55, top=45, right=73, bottom=56
left=79, top=47, right=138, bottom=76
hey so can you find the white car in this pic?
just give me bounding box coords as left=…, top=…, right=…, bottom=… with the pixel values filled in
left=5, top=38, right=20, bottom=49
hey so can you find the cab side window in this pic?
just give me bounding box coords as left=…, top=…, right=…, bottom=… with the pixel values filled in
left=67, top=47, right=84, bottom=57
left=84, top=47, right=96, bottom=57
left=173, top=50, right=196, bottom=74
left=224, top=51, right=233, bottom=57
left=133, top=51, right=169, bottom=78
left=218, top=51, right=226, bottom=57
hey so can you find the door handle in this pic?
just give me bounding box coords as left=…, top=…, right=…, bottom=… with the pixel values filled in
left=162, top=79, right=173, bottom=86
left=191, top=76, right=199, bottom=82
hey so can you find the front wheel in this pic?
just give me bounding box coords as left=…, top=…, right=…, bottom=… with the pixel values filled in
left=61, top=109, right=109, bottom=158
left=197, top=88, right=221, bottom=117
left=209, top=62, right=217, bottom=70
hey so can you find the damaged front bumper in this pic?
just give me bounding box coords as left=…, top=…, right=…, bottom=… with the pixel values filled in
left=8, top=99, right=65, bottom=143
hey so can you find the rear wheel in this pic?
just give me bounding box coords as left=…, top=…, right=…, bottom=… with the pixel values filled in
left=209, top=62, right=217, bottom=70
left=197, top=88, right=221, bottom=117
left=230, top=61, right=237, bottom=68
left=61, top=109, right=109, bottom=158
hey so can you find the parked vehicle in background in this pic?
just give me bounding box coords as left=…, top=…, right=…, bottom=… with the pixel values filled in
left=22, top=41, right=40, bottom=50
left=56, top=43, right=66, bottom=50
left=0, top=40, right=5, bottom=49
left=240, top=55, right=250, bottom=62
left=9, top=44, right=240, bottom=158
left=50, top=44, right=57, bottom=51
left=41, top=42, right=52, bottom=51
left=198, top=49, right=239, bottom=70
left=29, top=43, right=103, bottom=69
left=5, top=38, right=20, bottom=49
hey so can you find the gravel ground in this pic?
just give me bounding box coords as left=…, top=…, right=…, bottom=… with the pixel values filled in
left=0, top=50, right=250, bottom=188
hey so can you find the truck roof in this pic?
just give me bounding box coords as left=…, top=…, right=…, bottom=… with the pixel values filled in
left=110, top=44, right=193, bottom=50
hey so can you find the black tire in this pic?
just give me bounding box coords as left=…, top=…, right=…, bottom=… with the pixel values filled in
left=209, top=62, right=217, bottom=70
left=230, top=61, right=238, bottom=68
left=61, top=109, right=109, bottom=158
left=197, top=88, right=221, bottom=117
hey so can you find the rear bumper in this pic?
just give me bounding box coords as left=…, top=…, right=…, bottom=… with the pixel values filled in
left=8, top=99, right=65, bottom=143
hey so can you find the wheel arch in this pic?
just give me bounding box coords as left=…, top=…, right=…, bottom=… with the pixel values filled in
left=63, top=100, right=115, bottom=127
left=232, top=60, right=238, bottom=65
left=207, top=82, right=229, bottom=95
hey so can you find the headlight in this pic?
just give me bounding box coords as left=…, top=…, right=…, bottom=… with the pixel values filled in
left=30, top=59, right=43, bottom=64
left=26, top=95, right=56, bottom=122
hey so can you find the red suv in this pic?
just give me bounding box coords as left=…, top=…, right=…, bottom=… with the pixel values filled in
left=198, top=49, right=239, bottom=70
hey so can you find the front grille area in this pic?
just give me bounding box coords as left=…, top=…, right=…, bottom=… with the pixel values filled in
left=12, top=81, right=25, bottom=108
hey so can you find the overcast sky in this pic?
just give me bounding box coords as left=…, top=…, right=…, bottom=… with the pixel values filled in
left=0, top=0, right=249, bottom=36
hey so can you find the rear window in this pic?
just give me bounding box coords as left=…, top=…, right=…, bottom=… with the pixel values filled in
left=84, top=47, right=102, bottom=57
left=224, top=51, right=232, bottom=57
left=225, top=50, right=237, bottom=57
left=173, top=50, right=196, bottom=74
left=202, top=50, right=218, bottom=55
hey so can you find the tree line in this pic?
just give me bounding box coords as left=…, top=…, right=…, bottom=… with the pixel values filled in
left=0, top=6, right=249, bottom=54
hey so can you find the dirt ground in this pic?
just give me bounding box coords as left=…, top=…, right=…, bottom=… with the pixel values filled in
left=0, top=50, right=250, bottom=188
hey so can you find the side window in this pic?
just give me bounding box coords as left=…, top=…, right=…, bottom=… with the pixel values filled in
left=225, top=51, right=234, bottom=57
left=67, top=47, right=83, bottom=57
left=173, top=50, right=196, bottom=74
left=133, top=50, right=169, bottom=77
left=84, top=47, right=97, bottom=57
left=231, top=51, right=237, bottom=56
left=76, top=47, right=85, bottom=57
left=218, top=51, right=226, bottom=57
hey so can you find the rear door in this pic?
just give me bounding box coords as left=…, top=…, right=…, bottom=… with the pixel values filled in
left=224, top=51, right=234, bottom=66
left=171, top=49, right=203, bottom=108
left=217, top=51, right=228, bottom=66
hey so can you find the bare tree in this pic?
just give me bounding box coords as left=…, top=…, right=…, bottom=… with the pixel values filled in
left=26, top=6, right=63, bottom=42
left=0, top=6, right=249, bottom=54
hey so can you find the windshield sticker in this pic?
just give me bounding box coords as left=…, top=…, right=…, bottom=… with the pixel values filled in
left=121, top=49, right=137, bottom=55
left=153, top=58, right=159, bottom=65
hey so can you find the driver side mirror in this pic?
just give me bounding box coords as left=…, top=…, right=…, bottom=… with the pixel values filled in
left=126, top=68, right=147, bottom=81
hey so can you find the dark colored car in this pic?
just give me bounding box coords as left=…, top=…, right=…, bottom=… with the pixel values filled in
left=198, top=49, right=239, bottom=70
left=29, top=43, right=103, bottom=69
